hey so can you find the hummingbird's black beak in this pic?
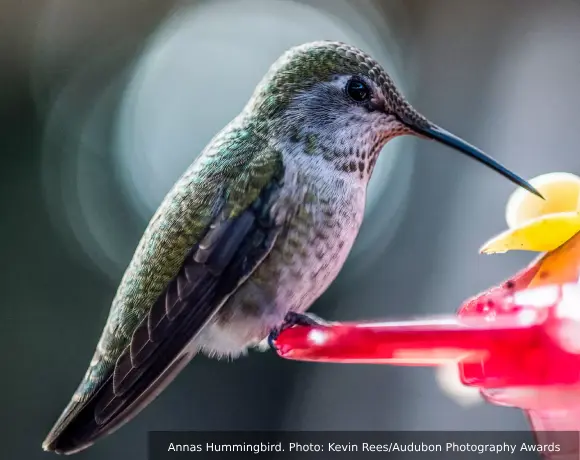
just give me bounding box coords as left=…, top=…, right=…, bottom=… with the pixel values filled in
left=412, top=123, right=544, bottom=199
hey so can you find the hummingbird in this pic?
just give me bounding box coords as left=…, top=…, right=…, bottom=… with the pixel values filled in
left=42, top=41, right=540, bottom=455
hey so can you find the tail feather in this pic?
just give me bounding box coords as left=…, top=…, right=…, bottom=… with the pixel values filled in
left=42, top=349, right=195, bottom=454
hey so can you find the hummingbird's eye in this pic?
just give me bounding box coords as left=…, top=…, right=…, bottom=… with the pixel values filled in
left=346, top=78, right=370, bottom=102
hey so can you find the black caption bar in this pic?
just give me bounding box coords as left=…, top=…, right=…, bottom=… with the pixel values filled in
left=149, top=431, right=579, bottom=459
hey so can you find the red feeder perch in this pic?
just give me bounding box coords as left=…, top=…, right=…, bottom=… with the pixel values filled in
left=273, top=252, right=580, bottom=459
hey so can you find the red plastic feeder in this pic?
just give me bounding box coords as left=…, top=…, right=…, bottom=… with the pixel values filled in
left=273, top=249, right=580, bottom=459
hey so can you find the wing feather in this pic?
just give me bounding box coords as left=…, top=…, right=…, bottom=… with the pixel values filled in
left=42, top=137, right=284, bottom=454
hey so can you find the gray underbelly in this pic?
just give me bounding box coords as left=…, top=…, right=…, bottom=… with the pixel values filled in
left=196, top=218, right=360, bottom=358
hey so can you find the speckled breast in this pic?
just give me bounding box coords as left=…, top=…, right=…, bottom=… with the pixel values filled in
left=203, top=166, right=367, bottom=356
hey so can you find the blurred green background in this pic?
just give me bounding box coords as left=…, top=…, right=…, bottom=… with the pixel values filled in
left=2, top=0, right=580, bottom=459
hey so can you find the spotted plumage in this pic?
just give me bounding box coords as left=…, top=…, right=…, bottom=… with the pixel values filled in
left=43, top=40, right=538, bottom=455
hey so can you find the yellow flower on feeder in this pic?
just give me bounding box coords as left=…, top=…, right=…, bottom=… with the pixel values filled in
left=480, top=173, right=580, bottom=255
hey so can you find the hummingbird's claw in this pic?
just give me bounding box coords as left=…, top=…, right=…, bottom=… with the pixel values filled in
left=267, top=331, right=279, bottom=350
left=268, top=312, right=329, bottom=350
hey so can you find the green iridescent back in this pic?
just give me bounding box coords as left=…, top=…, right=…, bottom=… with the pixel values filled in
left=69, top=125, right=283, bottom=404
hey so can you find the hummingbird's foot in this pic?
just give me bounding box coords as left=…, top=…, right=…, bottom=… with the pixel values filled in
left=268, top=312, right=330, bottom=350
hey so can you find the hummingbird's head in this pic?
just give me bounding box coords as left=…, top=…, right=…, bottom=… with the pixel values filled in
left=249, top=41, right=540, bottom=197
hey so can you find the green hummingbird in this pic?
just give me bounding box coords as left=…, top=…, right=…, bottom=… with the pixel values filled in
left=42, top=41, right=540, bottom=455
